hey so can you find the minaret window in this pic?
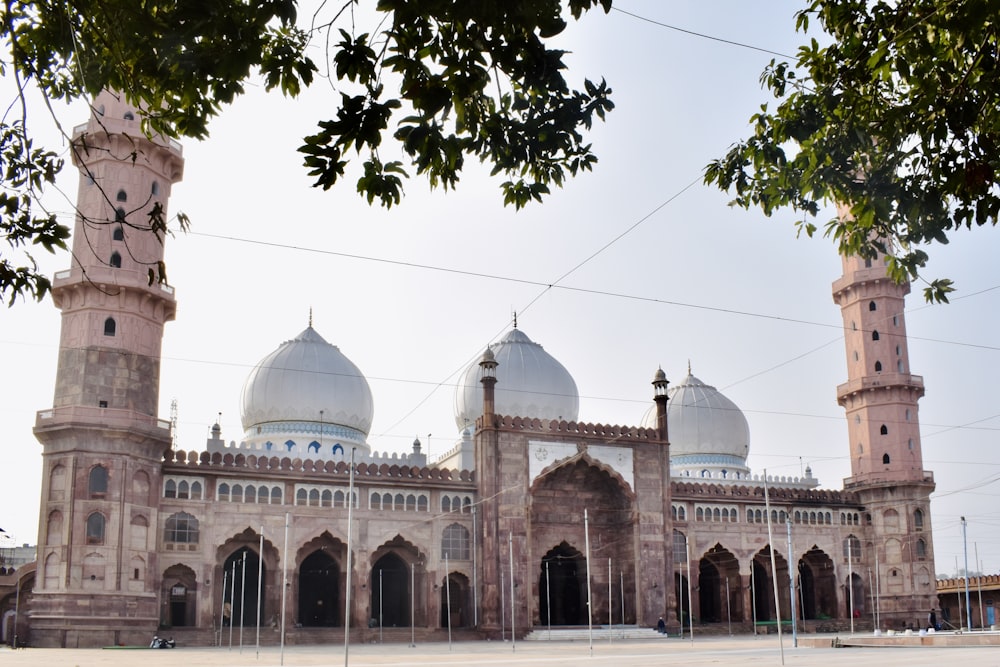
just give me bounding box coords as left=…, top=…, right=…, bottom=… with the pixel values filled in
left=853, top=351, right=859, bottom=361
left=914, top=508, right=924, bottom=530
left=109, top=252, right=121, bottom=268
left=151, top=181, right=160, bottom=196
left=88, top=465, right=108, bottom=498
left=869, top=301, right=877, bottom=311
left=864, top=258, right=872, bottom=268
left=115, top=207, right=126, bottom=222
left=880, top=424, right=888, bottom=435
left=112, top=225, right=124, bottom=241
left=893, top=315, right=899, bottom=326
left=874, top=361, right=882, bottom=372
left=116, top=189, right=127, bottom=202
left=872, top=330, right=880, bottom=341
left=858, top=443, right=863, bottom=453
left=916, top=538, right=927, bottom=559
left=905, top=409, right=911, bottom=421
left=123, top=111, right=134, bottom=120
left=86, top=512, right=106, bottom=544
left=908, top=438, right=914, bottom=450
left=898, top=360, right=904, bottom=372
left=882, top=453, right=891, bottom=464
left=104, top=317, right=116, bottom=336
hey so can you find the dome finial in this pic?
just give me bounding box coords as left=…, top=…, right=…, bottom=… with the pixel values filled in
left=309, top=307, right=313, bottom=328
left=688, top=359, right=692, bottom=375
left=512, top=310, right=518, bottom=329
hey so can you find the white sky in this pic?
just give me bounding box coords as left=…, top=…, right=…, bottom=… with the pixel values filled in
left=2, top=1, right=998, bottom=578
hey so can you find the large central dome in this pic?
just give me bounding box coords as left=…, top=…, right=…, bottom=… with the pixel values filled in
left=240, top=327, right=374, bottom=454
left=453, top=328, right=579, bottom=431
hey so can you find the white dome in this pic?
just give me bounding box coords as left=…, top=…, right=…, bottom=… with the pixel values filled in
left=454, top=328, right=579, bottom=431
left=642, top=371, right=750, bottom=462
left=241, top=327, right=374, bottom=440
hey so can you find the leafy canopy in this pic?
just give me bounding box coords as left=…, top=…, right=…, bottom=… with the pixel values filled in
left=0, top=0, right=613, bottom=305
left=704, top=0, right=1000, bottom=302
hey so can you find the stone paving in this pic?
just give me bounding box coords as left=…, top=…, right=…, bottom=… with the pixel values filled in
left=2, top=635, right=1000, bottom=667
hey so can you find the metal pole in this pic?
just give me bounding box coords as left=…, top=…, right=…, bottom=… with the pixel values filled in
left=976, top=543, right=985, bottom=630
left=280, top=512, right=289, bottom=666
left=256, top=528, right=264, bottom=659
left=763, top=471, right=784, bottom=664
left=345, top=447, right=356, bottom=666
left=960, top=516, right=972, bottom=631
left=685, top=536, right=693, bottom=644
left=445, top=554, right=452, bottom=650
left=509, top=532, right=516, bottom=652
left=868, top=568, right=876, bottom=630
left=500, top=564, right=506, bottom=642
left=848, top=539, right=854, bottom=635
left=472, top=506, right=479, bottom=628
left=546, top=560, right=551, bottom=640
left=229, top=558, right=236, bottom=649
left=751, top=557, right=758, bottom=637
left=13, top=575, right=20, bottom=649
left=240, top=551, right=247, bottom=653
left=584, top=510, right=593, bottom=656
left=787, top=519, right=797, bottom=647
left=219, top=570, right=228, bottom=647
left=620, top=570, right=625, bottom=636
left=409, top=562, right=416, bottom=647
left=875, top=545, right=881, bottom=631
left=379, top=569, right=383, bottom=644
left=608, top=557, right=612, bottom=645
left=726, top=577, right=732, bottom=637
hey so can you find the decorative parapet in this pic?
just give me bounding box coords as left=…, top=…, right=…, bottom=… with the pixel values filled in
left=671, top=479, right=861, bottom=505
left=162, top=448, right=476, bottom=485
left=476, top=415, right=659, bottom=440
left=936, top=575, right=1000, bottom=593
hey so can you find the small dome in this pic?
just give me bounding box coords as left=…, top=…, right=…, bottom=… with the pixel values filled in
left=241, top=327, right=373, bottom=439
left=642, top=370, right=750, bottom=461
left=453, top=328, right=579, bottom=430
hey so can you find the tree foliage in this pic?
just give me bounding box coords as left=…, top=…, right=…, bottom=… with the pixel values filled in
left=0, top=0, right=613, bottom=305
left=705, top=0, right=1000, bottom=302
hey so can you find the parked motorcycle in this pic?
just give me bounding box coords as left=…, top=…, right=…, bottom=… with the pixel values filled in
left=149, top=635, right=176, bottom=649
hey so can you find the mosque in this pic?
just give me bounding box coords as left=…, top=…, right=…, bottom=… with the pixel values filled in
left=5, top=93, right=938, bottom=647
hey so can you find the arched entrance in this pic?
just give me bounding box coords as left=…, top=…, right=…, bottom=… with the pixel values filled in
left=698, top=544, right=741, bottom=623
left=371, top=552, right=409, bottom=628
left=846, top=572, right=865, bottom=617
left=223, top=547, right=264, bottom=627
left=798, top=546, right=836, bottom=620
left=675, top=572, right=691, bottom=628
left=299, top=550, right=340, bottom=626
left=440, top=572, right=470, bottom=628
left=162, top=564, right=197, bottom=627
left=539, top=542, right=586, bottom=626
left=750, top=546, right=788, bottom=621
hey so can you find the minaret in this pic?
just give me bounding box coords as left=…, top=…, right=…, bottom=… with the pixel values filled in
left=832, top=209, right=936, bottom=627
left=32, top=91, right=184, bottom=647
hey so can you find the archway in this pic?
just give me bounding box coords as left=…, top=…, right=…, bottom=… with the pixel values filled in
left=675, top=572, right=690, bottom=628
left=162, top=563, right=197, bottom=627
left=845, top=572, right=865, bottom=618
left=299, top=550, right=340, bottom=626
left=698, top=544, right=741, bottom=623
left=223, top=547, right=264, bottom=627
left=798, top=546, right=836, bottom=620
left=371, top=552, right=409, bottom=628
left=539, top=542, right=586, bottom=626
left=440, top=572, right=471, bottom=628
left=750, top=546, right=788, bottom=621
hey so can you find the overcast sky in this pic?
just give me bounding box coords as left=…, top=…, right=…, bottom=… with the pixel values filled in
left=2, top=1, right=998, bottom=578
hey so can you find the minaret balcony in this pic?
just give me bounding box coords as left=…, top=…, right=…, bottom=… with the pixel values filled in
left=35, top=405, right=171, bottom=434
left=836, top=372, right=924, bottom=398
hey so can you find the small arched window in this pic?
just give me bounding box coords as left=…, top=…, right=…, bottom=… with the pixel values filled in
left=89, top=465, right=108, bottom=498
left=908, top=438, right=914, bottom=450
left=86, top=512, right=106, bottom=544
left=874, top=360, right=882, bottom=372
left=104, top=317, right=116, bottom=336
left=115, top=207, right=126, bottom=222
left=882, top=453, right=891, bottom=464
left=109, top=251, right=121, bottom=268
left=218, top=483, right=230, bottom=502
left=914, top=508, right=924, bottom=530
left=880, top=424, right=888, bottom=435
left=191, top=481, right=203, bottom=500
left=123, top=111, right=134, bottom=120
left=864, top=257, right=872, bottom=268
left=898, top=360, right=904, bottom=372
left=164, top=479, right=177, bottom=498
left=112, top=225, right=124, bottom=241
left=916, top=538, right=927, bottom=559
left=869, top=301, right=877, bottom=311
left=872, top=330, right=880, bottom=341
left=116, top=189, right=127, bottom=202
left=151, top=182, right=160, bottom=196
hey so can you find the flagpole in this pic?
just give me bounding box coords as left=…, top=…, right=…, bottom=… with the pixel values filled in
left=763, top=470, right=784, bottom=665
left=256, top=527, right=264, bottom=658
left=280, top=512, right=290, bottom=665
left=344, top=447, right=356, bottom=666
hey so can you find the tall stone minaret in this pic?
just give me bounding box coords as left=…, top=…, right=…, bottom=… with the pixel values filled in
left=32, top=91, right=184, bottom=648
left=832, top=210, right=936, bottom=628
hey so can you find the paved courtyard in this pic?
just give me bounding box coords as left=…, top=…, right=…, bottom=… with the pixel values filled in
left=3, top=635, right=1000, bottom=667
